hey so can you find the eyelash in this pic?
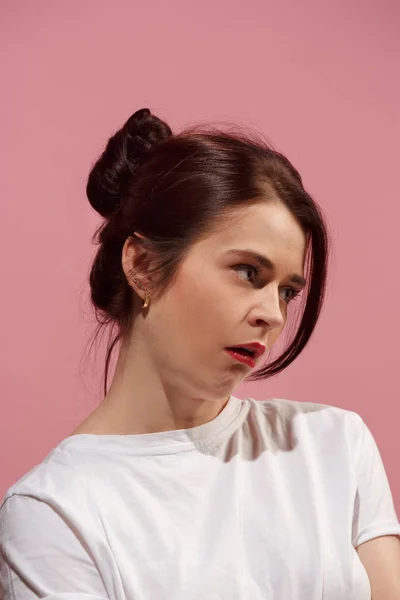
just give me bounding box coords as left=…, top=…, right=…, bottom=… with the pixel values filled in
left=233, top=264, right=301, bottom=304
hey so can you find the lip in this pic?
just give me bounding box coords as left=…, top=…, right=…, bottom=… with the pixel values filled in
left=226, top=342, right=266, bottom=360
left=225, top=348, right=256, bottom=368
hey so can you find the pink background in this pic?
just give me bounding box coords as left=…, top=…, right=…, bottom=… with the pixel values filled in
left=1, top=0, right=399, bottom=508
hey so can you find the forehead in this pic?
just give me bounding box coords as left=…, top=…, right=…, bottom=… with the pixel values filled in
left=198, top=202, right=307, bottom=272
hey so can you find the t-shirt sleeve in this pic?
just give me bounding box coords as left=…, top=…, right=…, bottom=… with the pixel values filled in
left=349, top=411, right=400, bottom=548
left=0, top=494, right=110, bottom=600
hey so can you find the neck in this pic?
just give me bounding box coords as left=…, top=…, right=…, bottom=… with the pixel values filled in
left=73, top=332, right=230, bottom=436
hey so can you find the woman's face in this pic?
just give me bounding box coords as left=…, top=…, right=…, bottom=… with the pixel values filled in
left=138, top=201, right=307, bottom=400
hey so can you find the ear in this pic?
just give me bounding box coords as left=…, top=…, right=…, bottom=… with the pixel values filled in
left=121, top=233, right=155, bottom=297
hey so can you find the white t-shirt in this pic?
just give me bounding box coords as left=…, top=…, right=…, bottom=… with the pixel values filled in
left=1, top=396, right=400, bottom=600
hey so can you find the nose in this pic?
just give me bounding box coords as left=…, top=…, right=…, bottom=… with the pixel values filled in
left=248, top=287, right=285, bottom=331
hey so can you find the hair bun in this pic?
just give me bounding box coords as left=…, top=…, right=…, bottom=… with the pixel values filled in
left=86, top=108, right=172, bottom=219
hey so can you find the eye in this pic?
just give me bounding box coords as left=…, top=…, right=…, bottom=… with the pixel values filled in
left=233, top=265, right=301, bottom=304
left=233, top=265, right=302, bottom=303
left=280, top=287, right=301, bottom=304
left=233, top=264, right=261, bottom=283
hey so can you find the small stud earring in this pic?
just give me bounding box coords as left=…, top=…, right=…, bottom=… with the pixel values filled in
left=131, top=276, right=142, bottom=289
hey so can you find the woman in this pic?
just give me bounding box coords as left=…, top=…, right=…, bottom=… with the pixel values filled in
left=1, top=109, right=400, bottom=599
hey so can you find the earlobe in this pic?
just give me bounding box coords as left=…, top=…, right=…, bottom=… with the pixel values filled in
left=128, top=269, right=152, bottom=309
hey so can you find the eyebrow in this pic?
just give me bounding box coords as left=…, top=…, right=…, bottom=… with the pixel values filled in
left=225, top=249, right=307, bottom=287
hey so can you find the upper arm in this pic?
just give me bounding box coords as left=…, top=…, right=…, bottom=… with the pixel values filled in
left=349, top=412, right=400, bottom=548
left=357, top=535, right=400, bottom=600
left=0, top=495, right=109, bottom=600
left=349, top=412, right=400, bottom=597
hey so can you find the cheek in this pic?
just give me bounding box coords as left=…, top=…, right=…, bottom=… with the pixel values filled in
left=166, top=276, right=211, bottom=331
left=268, top=308, right=288, bottom=347
left=268, top=328, right=283, bottom=348
left=167, top=273, right=231, bottom=342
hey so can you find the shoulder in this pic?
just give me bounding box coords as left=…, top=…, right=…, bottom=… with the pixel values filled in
left=1, top=438, right=95, bottom=512
left=0, top=438, right=109, bottom=562
left=243, top=396, right=366, bottom=449
left=246, top=396, right=361, bottom=423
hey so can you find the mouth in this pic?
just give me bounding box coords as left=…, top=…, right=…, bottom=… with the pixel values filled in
left=225, top=343, right=266, bottom=360
left=224, top=343, right=266, bottom=368
left=225, top=348, right=256, bottom=368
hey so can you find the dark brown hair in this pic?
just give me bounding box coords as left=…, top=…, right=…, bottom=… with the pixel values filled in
left=86, top=108, right=329, bottom=396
